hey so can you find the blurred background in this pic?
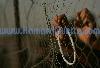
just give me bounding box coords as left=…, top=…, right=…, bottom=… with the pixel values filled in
left=0, top=0, right=100, bottom=68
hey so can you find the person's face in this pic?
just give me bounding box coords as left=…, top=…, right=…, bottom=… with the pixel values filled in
left=52, top=14, right=68, bottom=40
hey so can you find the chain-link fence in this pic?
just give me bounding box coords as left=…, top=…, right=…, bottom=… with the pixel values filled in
left=0, top=0, right=100, bottom=68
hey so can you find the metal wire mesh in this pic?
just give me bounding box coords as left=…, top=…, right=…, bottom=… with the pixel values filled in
left=0, top=0, right=100, bottom=68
